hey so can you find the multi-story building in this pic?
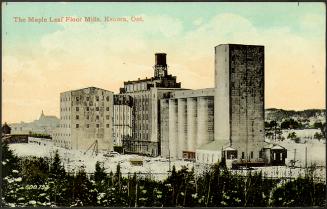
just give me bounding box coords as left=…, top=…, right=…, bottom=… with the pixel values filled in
left=54, top=87, right=114, bottom=151
left=160, top=88, right=215, bottom=160
left=113, top=94, right=133, bottom=147
left=119, top=53, right=184, bottom=156
left=214, top=44, right=266, bottom=162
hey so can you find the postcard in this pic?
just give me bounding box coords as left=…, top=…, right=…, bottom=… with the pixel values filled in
left=1, top=1, right=326, bottom=207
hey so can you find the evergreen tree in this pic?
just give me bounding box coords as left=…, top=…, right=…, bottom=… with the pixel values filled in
left=48, top=151, right=69, bottom=206
left=94, top=161, right=106, bottom=184
left=49, top=150, right=65, bottom=178
left=1, top=141, right=19, bottom=178
left=71, top=167, right=97, bottom=206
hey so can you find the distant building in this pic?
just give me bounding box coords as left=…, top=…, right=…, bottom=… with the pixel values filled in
left=119, top=53, right=184, bottom=156
left=160, top=88, right=215, bottom=160
left=10, top=111, right=59, bottom=136
left=113, top=94, right=133, bottom=147
left=53, top=87, right=114, bottom=151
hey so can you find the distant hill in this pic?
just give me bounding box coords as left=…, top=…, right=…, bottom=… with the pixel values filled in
left=265, top=108, right=325, bottom=122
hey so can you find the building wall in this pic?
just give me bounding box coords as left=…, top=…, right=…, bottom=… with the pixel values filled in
left=214, top=44, right=265, bottom=161
left=122, top=88, right=183, bottom=156
left=113, top=95, right=133, bottom=147
left=113, top=104, right=132, bottom=146
left=54, top=91, right=72, bottom=149
left=196, top=150, right=221, bottom=164
left=177, top=98, right=187, bottom=159
left=160, top=99, right=170, bottom=158
left=214, top=45, right=230, bottom=144
left=186, top=98, right=197, bottom=152
left=55, top=87, right=114, bottom=151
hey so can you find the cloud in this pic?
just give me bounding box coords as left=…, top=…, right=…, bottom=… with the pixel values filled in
left=2, top=12, right=325, bottom=122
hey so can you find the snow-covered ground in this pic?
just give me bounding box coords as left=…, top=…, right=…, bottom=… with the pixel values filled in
left=9, top=138, right=326, bottom=181
left=9, top=142, right=193, bottom=181
left=281, top=129, right=323, bottom=140
left=230, top=166, right=326, bottom=182
left=267, top=137, right=326, bottom=167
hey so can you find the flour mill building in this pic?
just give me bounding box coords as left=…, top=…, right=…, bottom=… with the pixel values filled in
left=54, top=87, right=114, bottom=151
left=118, top=53, right=185, bottom=156
left=55, top=44, right=286, bottom=165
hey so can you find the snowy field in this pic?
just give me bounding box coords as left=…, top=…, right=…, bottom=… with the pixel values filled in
left=9, top=142, right=193, bottom=181
left=270, top=138, right=326, bottom=167
left=9, top=138, right=326, bottom=181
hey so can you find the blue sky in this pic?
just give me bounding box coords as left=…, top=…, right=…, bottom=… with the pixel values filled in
left=3, top=2, right=325, bottom=43
left=2, top=2, right=326, bottom=122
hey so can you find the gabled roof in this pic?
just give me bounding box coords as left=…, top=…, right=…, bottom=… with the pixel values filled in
left=263, top=142, right=286, bottom=150
left=197, top=140, right=230, bottom=151
left=224, top=146, right=237, bottom=151
left=271, top=145, right=286, bottom=150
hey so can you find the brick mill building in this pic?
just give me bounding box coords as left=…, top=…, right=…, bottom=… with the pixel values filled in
left=54, top=87, right=114, bottom=151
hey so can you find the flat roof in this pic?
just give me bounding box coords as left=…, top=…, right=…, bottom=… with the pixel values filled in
left=60, top=86, right=113, bottom=94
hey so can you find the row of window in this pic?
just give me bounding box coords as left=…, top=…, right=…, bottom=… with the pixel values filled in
left=61, top=116, right=70, bottom=120
left=76, top=96, right=111, bottom=102
left=61, top=107, right=71, bottom=112
left=60, top=124, right=70, bottom=128
left=75, top=115, right=111, bottom=120
left=55, top=133, right=71, bottom=136
left=75, top=124, right=110, bottom=128
left=60, top=97, right=71, bottom=102
left=196, top=153, right=217, bottom=163
left=55, top=140, right=71, bottom=145
left=75, top=106, right=110, bottom=111
left=114, top=115, right=131, bottom=121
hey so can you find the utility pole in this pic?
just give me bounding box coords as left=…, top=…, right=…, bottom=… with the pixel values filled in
left=168, top=135, right=171, bottom=173
left=305, top=146, right=308, bottom=176
left=135, top=174, right=138, bottom=207
left=294, top=149, right=296, bottom=163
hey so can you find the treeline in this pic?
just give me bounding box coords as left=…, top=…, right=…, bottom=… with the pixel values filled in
left=266, top=108, right=325, bottom=121
left=1, top=142, right=326, bottom=207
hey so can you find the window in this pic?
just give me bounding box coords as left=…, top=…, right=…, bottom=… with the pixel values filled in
left=76, top=97, right=79, bottom=101
left=251, top=151, right=254, bottom=159
left=76, top=124, right=79, bottom=128
left=106, top=124, right=109, bottom=128
left=86, top=107, right=89, bottom=111
left=96, top=107, right=99, bottom=111
left=96, top=115, right=99, bottom=120
left=106, top=107, right=109, bottom=111
left=86, top=97, right=89, bottom=101
left=76, top=115, right=79, bottom=120
left=106, top=96, right=110, bottom=101
left=86, top=124, right=89, bottom=128
left=106, top=115, right=109, bottom=120
left=76, top=107, right=79, bottom=111
left=96, top=96, right=99, bottom=101
left=242, top=152, right=245, bottom=159
left=96, top=124, right=99, bottom=128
